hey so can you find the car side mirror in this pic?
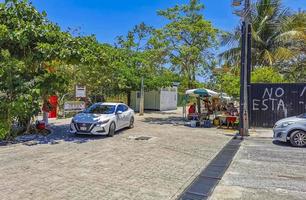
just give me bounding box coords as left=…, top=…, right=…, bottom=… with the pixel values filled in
left=116, top=111, right=123, bottom=115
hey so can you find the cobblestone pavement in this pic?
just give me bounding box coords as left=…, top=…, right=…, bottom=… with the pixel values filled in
left=0, top=110, right=233, bottom=200
left=211, top=129, right=306, bottom=200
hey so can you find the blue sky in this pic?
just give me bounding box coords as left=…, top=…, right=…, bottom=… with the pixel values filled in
left=16, top=0, right=304, bottom=45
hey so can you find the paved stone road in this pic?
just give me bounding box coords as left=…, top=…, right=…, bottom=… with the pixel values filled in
left=0, top=110, right=233, bottom=200
left=211, top=129, right=306, bottom=200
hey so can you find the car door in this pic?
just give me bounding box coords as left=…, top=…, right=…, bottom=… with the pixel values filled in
left=121, top=104, right=131, bottom=127
left=116, top=105, right=125, bottom=129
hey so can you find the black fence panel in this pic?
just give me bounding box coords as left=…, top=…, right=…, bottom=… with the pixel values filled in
left=249, top=83, right=306, bottom=128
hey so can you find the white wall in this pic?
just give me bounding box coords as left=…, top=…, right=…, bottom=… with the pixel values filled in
left=160, top=87, right=177, bottom=111
left=130, top=87, right=177, bottom=111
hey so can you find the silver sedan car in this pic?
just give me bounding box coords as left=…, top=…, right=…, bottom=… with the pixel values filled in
left=70, top=103, right=135, bottom=137
left=273, top=113, right=306, bottom=147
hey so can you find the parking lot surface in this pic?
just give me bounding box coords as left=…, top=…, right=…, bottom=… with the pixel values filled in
left=0, top=110, right=232, bottom=200
left=211, top=129, right=306, bottom=200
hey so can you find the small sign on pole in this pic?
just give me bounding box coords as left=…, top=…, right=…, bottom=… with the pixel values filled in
left=75, top=85, right=86, bottom=98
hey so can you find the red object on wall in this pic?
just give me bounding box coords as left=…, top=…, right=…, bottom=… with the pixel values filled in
left=48, top=95, right=58, bottom=118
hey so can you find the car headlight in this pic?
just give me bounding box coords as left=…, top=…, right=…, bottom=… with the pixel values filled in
left=281, top=121, right=295, bottom=128
left=96, top=119, right=110, bottom=125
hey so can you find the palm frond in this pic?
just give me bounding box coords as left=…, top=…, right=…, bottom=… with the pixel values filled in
left=252, top=27, right=265, bottom=46
left=273, top=47, right=295, bottom=61
left=221, top=0, right=304, bottom=68
left=219, top=47, right=241, bottom=64
left=275, top=30, right=306, bottom=44
left=220, top=27, right=241, bottom=47
left=279, top=13, right=306, bottom=33
left=262, top=49, right=274, bottom=65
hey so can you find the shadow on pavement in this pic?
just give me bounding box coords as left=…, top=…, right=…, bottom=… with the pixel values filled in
left=1, top=123, right=127, bottom=147
left=273, top=140, right=306, bottom=148
left=142, top=110, right=179, bottom=115
left=44, top=124, right=109, bottom=144
left=272, top=140, right=292, bottom=147
left=141, top=116, right=186, bottom=126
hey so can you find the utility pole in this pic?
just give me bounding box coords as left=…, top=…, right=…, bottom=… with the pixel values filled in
left=233, top=0, right=251, bottom=138
left=239, top=21, right=246, bottom=138
left=242, top=0, right=251, bottom=137
left=139, top=77, right=144, bottom=116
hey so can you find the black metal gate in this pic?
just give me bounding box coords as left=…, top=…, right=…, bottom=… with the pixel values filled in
left=249, top=83, right=306, bottom=127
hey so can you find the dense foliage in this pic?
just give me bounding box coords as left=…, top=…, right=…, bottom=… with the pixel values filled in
left=214, top=0, right=305, bottom=97
left=0, top=0, right=73, bottom=138
left=0, top=0, right=181, bottom=139
left=156, top=0, right=218, bottom=88
left=212, top=66, right=286, bottom=98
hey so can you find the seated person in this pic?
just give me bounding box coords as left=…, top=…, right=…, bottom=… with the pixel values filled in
left=188, top=103, right=197, bottom=120
left=227, top=103, right=238, bottom=116
left=218, top=106, right=228, bottom=125
left=221, top=105, right=227, bottom=112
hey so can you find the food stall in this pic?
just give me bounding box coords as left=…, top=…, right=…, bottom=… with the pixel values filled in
left=183, top=88, right=239, bottom=128
left=183, top=88, right=219, bottom=127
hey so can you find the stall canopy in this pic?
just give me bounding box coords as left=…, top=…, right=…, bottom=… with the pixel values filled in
left=185, top=88, right=219, bottom=97
left=185, top=89, right=209, bottom=97
left=220, top=93, right=232, bottom=101
left=205, top=89, right=219, bottom=97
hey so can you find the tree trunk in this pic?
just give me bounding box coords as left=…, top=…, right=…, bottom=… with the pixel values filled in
left=188, top=72, right=194, bottom=89
left=42, top=98, right=49, bottom=125
left=43, top=111, right=49, bottom=125
left=192, top=70, right=196, bottom=83
left=188, top=80, right=193, bottom=89
left=25, top=117, right=33, bottom=134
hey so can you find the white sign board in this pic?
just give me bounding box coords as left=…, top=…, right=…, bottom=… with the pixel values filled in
left=76, top=85, right=86, bottom=98
left=64, top=101, right=86, bottom=111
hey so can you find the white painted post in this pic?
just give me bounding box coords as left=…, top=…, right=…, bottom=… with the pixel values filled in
left=139, top=77, right=144, bottom=116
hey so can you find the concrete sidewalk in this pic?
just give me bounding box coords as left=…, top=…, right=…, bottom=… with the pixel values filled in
left=210, top=129, right=306, bottom=200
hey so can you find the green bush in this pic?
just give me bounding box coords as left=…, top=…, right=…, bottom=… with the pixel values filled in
left=0, top=121, right=11, bottom=140
left=0, top=103, right=11, bottom=140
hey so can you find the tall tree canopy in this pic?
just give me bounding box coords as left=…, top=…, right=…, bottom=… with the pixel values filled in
left=114, top=23, right=179, bottom=100
left=220, top=0, right=305, bottom=82
left=156, top=0, right=218, bottom=89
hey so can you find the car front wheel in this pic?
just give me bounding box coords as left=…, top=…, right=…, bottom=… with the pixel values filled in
left=108, top=122, right=116, bottom=137
left=290, top=130, right=306, bottom=147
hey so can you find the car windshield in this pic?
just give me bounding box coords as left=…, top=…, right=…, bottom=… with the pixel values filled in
left=84, top=104, right=115, bottom=114
left=297, top=113, right=306, bottom=118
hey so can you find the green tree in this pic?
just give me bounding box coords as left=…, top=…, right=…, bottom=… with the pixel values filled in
left=251, top=66, right=285, bottom=83
left=220, top=0, right=305, bottom=81
left=156, top=0, right=218, bottom=89
left=114, top=23, right=179, bottom=104
left=212, top=66, right=240, bottom=98
left=0, top=0, right=76, bottom=137
left=212, top=66, right=286, bottom=98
